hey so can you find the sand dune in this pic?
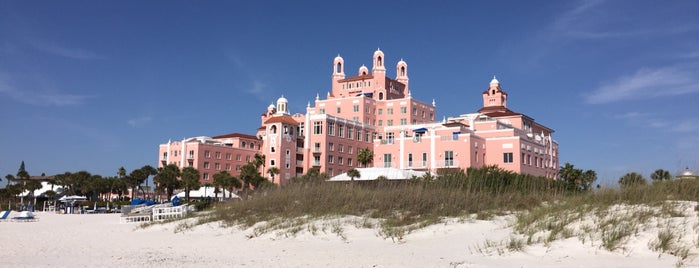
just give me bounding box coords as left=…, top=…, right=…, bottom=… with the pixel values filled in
left=0, top=211, right=693, bottom=267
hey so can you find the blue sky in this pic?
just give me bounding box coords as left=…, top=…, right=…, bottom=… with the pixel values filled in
left=1, top=0, right=697, bottom=186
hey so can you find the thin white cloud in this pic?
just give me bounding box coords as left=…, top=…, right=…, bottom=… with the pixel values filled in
left=246, top=79, right=272, bottom=102
left=585, top=65, right=699, bottom=104
left=614, top=111, right=698, bottom=133
left=0, top=72, right=92, bottom=106
left=28, top=41, right=105, bottom=60
left=552, top=1, right=699, bottom=40
left=127, top=116, right=152, bottom=127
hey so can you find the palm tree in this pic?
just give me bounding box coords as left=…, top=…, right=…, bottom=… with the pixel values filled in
left=253, top=153, right=266, bottom=172
left=650, top=169, right=672, bottom=182
left=213, top=171, right=233, bottom=200
left=267, top=167, right=280, bottom=183
left=239, top=162, right=259, bottom=196
left=357, top=148, right=374, bottom=168
left=619, top=172, right=647, bottom=188
left=154, top=164, right=181, bottom=200
left=346, top=168, right=361, bottom=182
left=180, top=167, right=200, bottom=201
left=126, top=165, right=157, bottom=200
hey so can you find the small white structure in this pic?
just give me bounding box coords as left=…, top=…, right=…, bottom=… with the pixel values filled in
left=175, top=187, right=240, bottom=200
left=327, top=167, right=427, bottom=182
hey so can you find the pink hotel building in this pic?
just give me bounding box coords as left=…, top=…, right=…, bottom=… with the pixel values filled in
left=158, top=49, right=559, bottom=186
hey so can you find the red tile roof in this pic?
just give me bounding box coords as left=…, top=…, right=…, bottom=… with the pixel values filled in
left=212, top=133, right=258, bottom=140
left=338, top=74, right=374, bottom=83
left=264, top=115, right=301, bottom=125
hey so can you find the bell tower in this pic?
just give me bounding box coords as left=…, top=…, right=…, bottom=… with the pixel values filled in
left=482, top=76, right=507, bottom=108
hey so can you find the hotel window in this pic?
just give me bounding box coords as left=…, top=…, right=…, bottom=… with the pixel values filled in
left=329, top=142, right=334, bottom=151
left=422, top=153, right=427, bottom=167
left=314, top=142, right=321, bottom=152
left=357, top=130, right=362, bottom=141
left=353, top=116, right=359, bottom=122
left=348, top=146, right=353, bottom=154
left=430, top=112, right=434, bottom=120
left=387, top=120, right=393, bottom=126
left=408, top=153, right=413, bottom=167
left=246, top=155, right=251, bottom=162
left=522, top=153, right=526, bottom=164
left=328, top=155, right=334, bottom=164
left=400, top=107, right=407, bottom=114
left=444, top=151, right=454, bottom=167
left=400, top=118, right=407, bottom=125
left=338, top=157, right=343, bottom=165
left=503, top=153, right=514, bottom=163
left=319, top=108, right=325, bottom=114
left=353, top=105, right=359, bottom=112
left=236, top=165, right=241, bottom=171
left=338, top=124, right=344, bottom=138
left=337, top=107, right=341, bottom=113
left=366, top=132, right=371, bottom=142
left=386, top=132, right=395, bottom=144
left=383, top=153, right=392, bottom=168
left=338, top=144, right=344, bottom=153
left=270, top=159, right=276, bottom=166
left=348, top=128, right=353, bottom=139
left=413, top=133, right=422, bottom=143
left=534, top=157, right=538, bottom=167
left=215, top=163, right=221, bottom=170
left=226, top=153, right=232, bottom=160
left=203, top=173, right=209, bottom=181
left=188, top=150, right=194, bottom=159
left=527, top=155, right=531, bottom=165
left=241, top=142, right=246, bottom=148
left=313, top=121, right=323, bottom=134
left=250, top=142, right=255, bottom=149
left=225, top=164, right=231, bottom=171
left=204, top=162, right=210, bottom=169
left=205, top=151, right=210, bottom=158
left=378, top=120, right=383, bottom=126
left=378, top=109, right=383, bottom=115
left=422, top=111, right=426, bottom=118
left=328, top=121, right=335, bottom=136
left=236, top=154, right=241, bottom=161
left=387, top=108, right=393, bottom=115
left=215, top=152, right=221, bottom=159
left=299, top=123, right=304, bottom=136
left=413, top=108, right=417, bottom=115
left=347, top=158, right=353, bottom=166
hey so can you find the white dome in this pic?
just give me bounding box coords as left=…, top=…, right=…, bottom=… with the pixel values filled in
left=277, top=95, right=288, bottom=104
left=267, top=103, right=275, bottom=110
left=359, top=65, right=369, bottom=75
left=374, top=48, right=384, bottom=56
left=397, top=59, right=406, bottom=65
left=334, top=54, right=343, bottom=62
left=490, top=75, right=500, bottom=86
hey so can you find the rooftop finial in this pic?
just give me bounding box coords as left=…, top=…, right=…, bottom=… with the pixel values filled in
left=432, top=99, right=436, bottom=107
left=316, top=93, right=319, bottom=101
left=490, top=75, right=500, bottom=86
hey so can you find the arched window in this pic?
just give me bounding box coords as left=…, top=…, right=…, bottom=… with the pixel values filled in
left=401, top=66, right=405, bottom=76
left=491, top=90, right=495, bottom=95
left=241, top=141, right=246, bottom=148
left=336, top=62, right=342, bottom=73
left=270, top=125, right=277, bottom=134
left=379, top=92, right=384, bottom=100
left=377, top=56, right=382, bottom=66
left=362, top=71, right=367, bottom=75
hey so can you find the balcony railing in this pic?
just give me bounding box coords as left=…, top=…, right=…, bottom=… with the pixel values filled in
left=435, top=160, right=460, bottom=168
left=312, top=161, right=321, bottom=167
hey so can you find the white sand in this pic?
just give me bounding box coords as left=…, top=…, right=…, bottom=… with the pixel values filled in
left=0, top=211, right=693, bottom=267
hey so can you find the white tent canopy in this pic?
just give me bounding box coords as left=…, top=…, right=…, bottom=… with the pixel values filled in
left=58, top=195, right=87, bottom=202
left=175, top=187, right=240, bottom=200
left=327, top=167, right=427, bottom=182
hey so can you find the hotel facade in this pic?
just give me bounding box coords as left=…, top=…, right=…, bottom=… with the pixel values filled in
left=158, top=49, right=559, bottom=186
